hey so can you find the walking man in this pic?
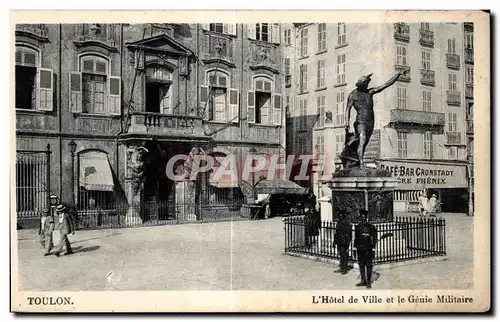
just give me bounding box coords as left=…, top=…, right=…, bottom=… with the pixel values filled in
left=354, top=209, right=378, bottom=289
left=38, top=211, right=55, bottom=256
left=334, top=210, right=352, bottom=274
left=53, top=204, right=75, bottom=257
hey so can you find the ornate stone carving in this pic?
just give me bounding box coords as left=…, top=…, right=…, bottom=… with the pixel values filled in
left=127, top=146, right=149, bottom=194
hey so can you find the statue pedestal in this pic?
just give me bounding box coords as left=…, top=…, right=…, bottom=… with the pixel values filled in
left=124, top=179, right=143, bottom=226
left=320, top=167, right=398, bottom=223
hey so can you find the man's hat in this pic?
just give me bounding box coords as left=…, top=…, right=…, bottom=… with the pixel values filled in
left=55, top=204, right=66, bottom=212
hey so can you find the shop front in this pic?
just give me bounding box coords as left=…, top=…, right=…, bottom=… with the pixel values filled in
left=376, top=159, right=469, bottom=214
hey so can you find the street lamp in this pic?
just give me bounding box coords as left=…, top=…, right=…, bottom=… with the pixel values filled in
left=249, top=147, right=257, bottom=201
left=68, top=140, right=77, bottom=207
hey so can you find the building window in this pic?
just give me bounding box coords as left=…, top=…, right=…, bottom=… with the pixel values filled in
left=336, top=54, right=346, bottom=84
left=421, top=50, right=431, bottom=70
left=466, top=66, right=474, bottom=84
left=246, top=76, right=281, bottom=125
left=145, top=65, right=174, bottom=114
left=448, top=146, right=458, bottom=160
left=285, top=58, right=291, bottom=76
left=317, top=59, right=326, bottom=88
left=318, top=23, right=327, bottom=52
left=465, top=33, right=474, bottom=49
left=204, top=23, right=236, bottom=35
left=396, top=45, right=408, bottom=66
left=447, top=38, right=456, bottom=54
left=335, top=91, right=345, bottom=125
left=397, top=87, right=407, bottom=109
left=422, top=90, right=432, bottom=112
left=299, top=98, right=307, bottom=130
left=447, top=112, right=457, bottom=132
left=300, top=28, right=308, bottom=57
left=316, top=95, right=325, bottom=128
left=251, top=23, right=279, bottom=43
left=421, top=22, right=430, bottom=30
left=337, top=23, right=346, bottom=46
left=284, top=28, right=292, bottom=45
left=423, top=131, right=433, bottom=159
left=201, top=70, right=239, bottom=123
left=81, top=56, right=109, bottom=114
left=315, top=134, right=324, bottom=159
left=448, top=72, right=457, bottom=90
left=397, top=131, right=408, bottom=158
left=299, top=64, right=308, bottom=93
left=210, top=23, right=224, bottom=33
left=15, top=46, right=39, bottom=110
left=335, top=133, right=345, bottom=158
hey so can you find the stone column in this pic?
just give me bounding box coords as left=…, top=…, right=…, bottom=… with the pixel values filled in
left=124, top=145, right=148, bottom=225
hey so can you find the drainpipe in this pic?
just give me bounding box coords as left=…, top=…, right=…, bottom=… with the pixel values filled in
left=58, top=24, right=62, bottom=197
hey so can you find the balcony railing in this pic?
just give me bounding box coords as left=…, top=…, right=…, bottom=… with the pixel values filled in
left=395, top=65, right=411, bottom=82
left=446, top=53, right=461, bottom=70
left=446, top=132, right=462, bottom=145
left=389, top=109, right=445, bottom=127
left=419, top=29, right=434, bottom=47
left=394, top=23, right=410, bottom=42
left=285, top=74, right=292, bottom=87
left=465, top=84, right=474, bottom=99
left=446, top=90, right=461, bottom=106
left=128, top=112, right=204, bottom=136
left=466, top=120, right=474, bottom=134
left=465, top=48, right=474, bottom=64
left=420, top=69, right=435, bottom=86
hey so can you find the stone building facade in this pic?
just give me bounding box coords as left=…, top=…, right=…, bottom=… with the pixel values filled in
left=15, top=23, right=286, bottom=221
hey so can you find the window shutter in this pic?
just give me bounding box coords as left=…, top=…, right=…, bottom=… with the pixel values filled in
left=36, top=68, right=53, bottom=111
left=271, top=23, right=280, bottom=43
left=247, top=24, right=256, bottom=39
left=229, top=88, right=239, bottom=123
left=273, top=94, right=282, bottom=125
left=107, top=76, right=121, bottom=115
left=247, top=90, right=255, bottom=123
left=227, top=23, right=236, bottom=36
left=200, top=85, right=209, bottom=120
left=69, top=71, right=82, bottom=113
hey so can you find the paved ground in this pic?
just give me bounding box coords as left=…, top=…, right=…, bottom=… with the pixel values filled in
left=16, top=212, right=473, bottom=291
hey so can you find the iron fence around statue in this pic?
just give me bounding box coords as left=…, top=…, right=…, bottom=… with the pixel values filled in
left=284, top=216, right=446, bottom=265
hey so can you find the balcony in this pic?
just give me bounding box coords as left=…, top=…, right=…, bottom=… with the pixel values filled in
left=389, top=109, right=445, bottom=127
left=420, top=69, right=435, bottom=86
left=465, top=84, right=474, bottom=99
left=446, top=53, right=460, bottom=70
left=394, top=23, right=410, bottom=42
left=202, top=33, right=235, bottom=66
left=465, top=48, right=474, bottom=64
left=395, top=65, right=411, bottom=82
left=446, top=132, right=462, bottom=145
left=419, top=29, right=434, bottom=47
left=446, top=90, right=461, bottom=106
left=126, top=112, right=207, bottom=139
left=285, top=74, right=292, bottom=88
left=466, top=120, right=474, bottom=135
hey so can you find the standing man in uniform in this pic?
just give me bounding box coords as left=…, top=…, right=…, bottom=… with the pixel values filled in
left=354, top=209, right=378, bottom=288
left=334, top=210, right=352, bottom=274
left=53, top=204, right=75, bottom=257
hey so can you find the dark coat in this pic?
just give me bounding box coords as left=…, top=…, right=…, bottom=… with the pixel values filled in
left=334, top=219, right=352, bottom=246
left=304, top=209, right=321, bottom=237
left=354, top=222, right=378, bottom=250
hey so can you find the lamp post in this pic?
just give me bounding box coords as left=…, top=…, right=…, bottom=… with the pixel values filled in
left=68, top=140, right=77, bottom=207
left=250, top=147, right=257, bottom=201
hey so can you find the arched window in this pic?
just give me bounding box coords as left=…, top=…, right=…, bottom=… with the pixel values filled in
left=70, top=54, right=121, bottom=116
left=200, top=70, right=239, bottom=123
left=247, top=76, right=282, bottom=126
left=15, top=45, right=53, bottom=111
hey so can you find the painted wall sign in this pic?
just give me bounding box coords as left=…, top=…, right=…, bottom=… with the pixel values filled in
left=376, top=160, right=468, bottom=190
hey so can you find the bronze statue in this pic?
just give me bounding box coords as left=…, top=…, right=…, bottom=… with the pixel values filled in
left=342, top=69, right=409, bottom=168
